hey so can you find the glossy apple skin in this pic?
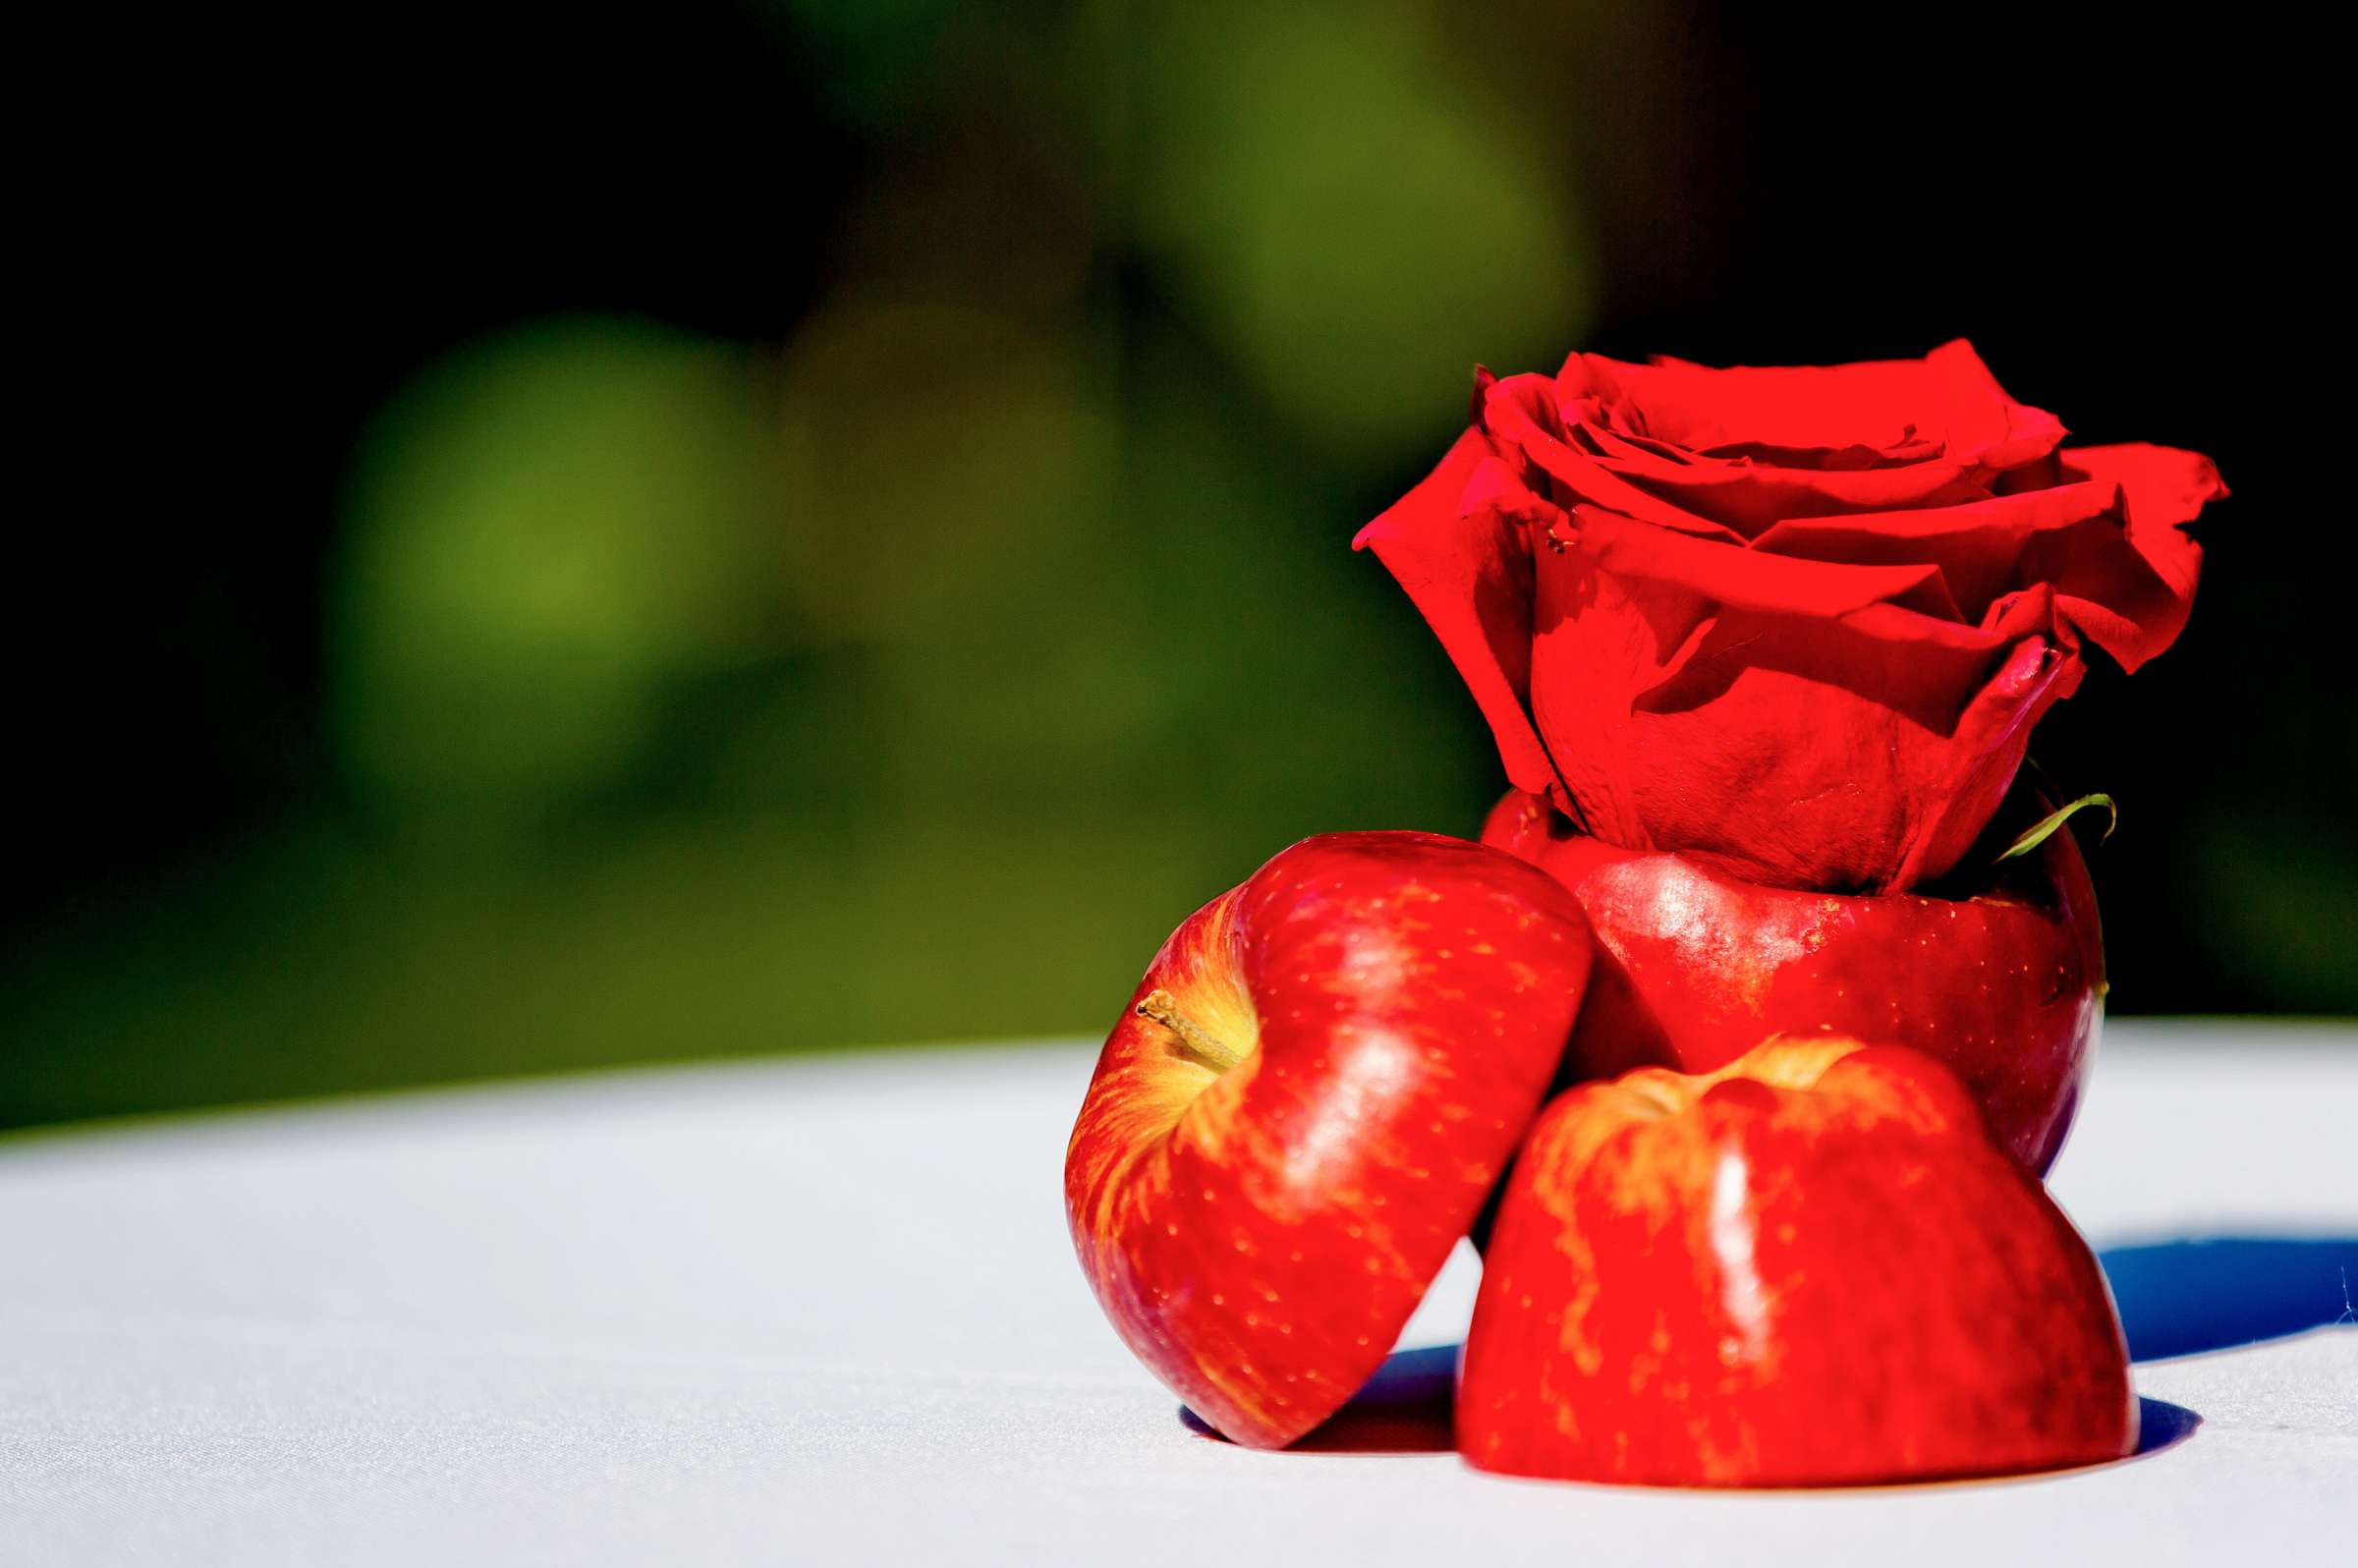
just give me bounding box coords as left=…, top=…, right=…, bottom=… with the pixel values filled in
left=1461, top=1039, right=2136, bottom=1486
left=1481, top=788, right=2105, bottom=1174
left=1065, top=832, right=1593, bottom=1449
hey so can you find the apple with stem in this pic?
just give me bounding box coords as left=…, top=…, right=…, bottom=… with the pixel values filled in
left=1065, top=831, right=1593, bottom=1448
left=1481, top=784, right=2105, bottom=1174
left=1460, top=1036, right=2136, bottom=1486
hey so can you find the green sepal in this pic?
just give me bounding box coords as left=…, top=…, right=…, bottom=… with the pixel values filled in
left=1998, top=793, right=2116, bottom=861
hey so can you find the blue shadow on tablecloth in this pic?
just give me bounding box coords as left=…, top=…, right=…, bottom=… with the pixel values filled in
left=1185, top=1353, right=2202, bottom=1461
left=1180, top=1233, right=2354, bottom=1455
left=1181, top=1343, right=1458, bottom=1452
left=2100, top=1234, right=2358, bottom=1362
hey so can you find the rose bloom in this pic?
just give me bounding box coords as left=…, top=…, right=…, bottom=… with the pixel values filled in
left=1358, top=341, right=2225, bottom=893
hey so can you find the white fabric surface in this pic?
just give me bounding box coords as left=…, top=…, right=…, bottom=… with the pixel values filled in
left=2, top=1021, right=2353, bottom=1565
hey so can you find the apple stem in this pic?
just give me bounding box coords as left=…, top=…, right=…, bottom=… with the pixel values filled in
left=1135, top=989, right=1245, bottom=1072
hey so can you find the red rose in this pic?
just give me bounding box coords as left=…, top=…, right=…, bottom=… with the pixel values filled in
left=1357, top=341, right=2225, bottom=892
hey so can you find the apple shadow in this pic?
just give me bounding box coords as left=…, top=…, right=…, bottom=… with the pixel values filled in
left=1181, top=1343, right=1458, bottom=1453
left=2100, top=1234, right=2358, bottom=1363
left=1177, top=1233, right=2353, bottom=1461
left=2129, top=1395, right=2201, bottom=1458
left=1184, top=1357, right=2199, bottom=1464
left=1181, top=1349, right=2201, bottom=1467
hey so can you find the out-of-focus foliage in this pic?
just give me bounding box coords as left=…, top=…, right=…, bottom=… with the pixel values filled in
left=5, top=1, right=2348, bottom=1128
left=337, top=321, right=787, bottom=806
left=2, top=0, right=1580, bottom=1125
left=1130, top=0, right=1592, bottom=457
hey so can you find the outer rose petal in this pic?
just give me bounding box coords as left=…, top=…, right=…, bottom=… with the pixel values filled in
left=2052, top=443, right=2224, bottom=670
left=1522, top=503, right=2094, bottom=889
left=1751, top=480, right=2127, bottom=623
left=1541, top=570, right=2081, bottom=892
left=1353, top=428, right=1557, bottom=798
left=1896, top=620, right=2083, bottom=889
left=1577, top=509, right=1963, bottom=624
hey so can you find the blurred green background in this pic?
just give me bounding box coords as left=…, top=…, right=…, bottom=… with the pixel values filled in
left=8, top=2, right=2349, bottom=1127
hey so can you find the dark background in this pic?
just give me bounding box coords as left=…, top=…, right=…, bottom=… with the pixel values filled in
left=9, top=2, right=2347, bottom=1127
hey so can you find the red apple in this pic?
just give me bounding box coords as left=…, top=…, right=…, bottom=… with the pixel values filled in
left=1460, top=1037, right=2136, bottom=1486
left=1481, top=787, right=2104, bottom=1174
left=1065, top=831, right=1593, bottom=1448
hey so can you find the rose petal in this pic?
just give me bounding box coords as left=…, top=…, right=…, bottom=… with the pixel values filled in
left=1589, top=446, right=1999, bottom=534
left=1751, top=479, right=2121, bottom=626
left=1610, top=603, right=2080, bottom=891
left=1481, top=376, right=1750, bottom=543
left=2052, top=442, right=2223, bottom=670
left=1579, top=510, right=1964, bottom=625
left=1525, top=540, right=1706, bottom=847
left=1522, top=528, right=2085, bottom=890
left=1554, top=338, right=2066, bottom=472
left=1353, top=427, right=1557, bottom=796
left=1893, top=631, right=2083, bottom=889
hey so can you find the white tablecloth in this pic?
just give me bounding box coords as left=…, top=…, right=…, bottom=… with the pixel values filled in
left=4, top=1022, right=2353, bottom=1565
